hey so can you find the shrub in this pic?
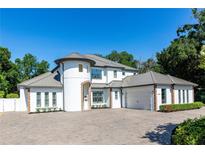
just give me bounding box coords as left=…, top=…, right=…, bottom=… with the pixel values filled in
left=172, top=116, right=205, bottom=145
left=6, top=93, right=19, bottom=98
left=160, top=102, right=204, bottom=112
left=0, top=91, right=5, bottom=98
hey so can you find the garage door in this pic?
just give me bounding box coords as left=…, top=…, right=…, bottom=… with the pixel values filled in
left=124, top=87, right=154, bottom=111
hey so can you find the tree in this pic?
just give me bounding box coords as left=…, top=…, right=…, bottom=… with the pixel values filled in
left=138, top=58, right=161, bottom=73
left=199, top=45, right=205, bottom=70
left=15, top=53, right=49, bottom=81
left=0, top=47, right=19, bottom=94
left=156, top=9, right=205, bottom=89
left=0, top=47, right=50, bottom=96
left=106, top=50, right=136, bottom=68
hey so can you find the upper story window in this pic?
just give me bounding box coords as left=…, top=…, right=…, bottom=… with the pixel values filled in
left=91, top=69, right=102, bottom=79
left=79, top=64, right=83, bottom=72
left=122, top=72, right=125, bottom=76
left=114, top=70, right=117, bottom=78
left=161, top=89, right=166, bottom=104
left=86, top=65, right=89, bottom=73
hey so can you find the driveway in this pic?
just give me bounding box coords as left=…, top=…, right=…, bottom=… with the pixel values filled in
left=0, top=108, right=205, bottom=145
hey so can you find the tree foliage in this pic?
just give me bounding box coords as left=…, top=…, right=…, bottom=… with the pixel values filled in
left=106, top=50, right=136, bottom=68
left=0, top=47, right=49, bottom=96
left=157, top=9, right=205, bottom=88
left=15, top=54, right=49, bottom=81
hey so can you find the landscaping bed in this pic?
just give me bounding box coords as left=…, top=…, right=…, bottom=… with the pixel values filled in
left=159, top=102, right=204, bottom=112
left=172, top=116, right=205, bottom=145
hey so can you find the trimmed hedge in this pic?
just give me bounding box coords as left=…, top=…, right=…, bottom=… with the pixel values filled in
left=172, top=117, right=205, bottom=145
left=0, top=91, right=5, bottom=98
left=160, top=102, right=204, bottom=112
left=6, top=93, right=19, bottom=98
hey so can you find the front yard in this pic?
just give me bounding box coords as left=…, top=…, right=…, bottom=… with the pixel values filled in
left=0, top=107, right=205, bottom=144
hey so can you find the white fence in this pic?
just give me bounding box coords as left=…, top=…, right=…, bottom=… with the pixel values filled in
left=0, top=99, right=26, bottom=112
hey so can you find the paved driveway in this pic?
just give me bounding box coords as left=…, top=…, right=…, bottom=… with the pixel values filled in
left=1, top=108, right=205, bottom=145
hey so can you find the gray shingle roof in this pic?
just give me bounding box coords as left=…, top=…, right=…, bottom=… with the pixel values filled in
left=55, top=52, right=96, bottom=66
left=84, top=54, right=137, bottom=71
left=122, top=71, right=198, bottom=87
left=18, top=71, right=62, bottom=88
left=54, top=53, right=137, bottom=71
left=109, top=80, right=122, bottom=88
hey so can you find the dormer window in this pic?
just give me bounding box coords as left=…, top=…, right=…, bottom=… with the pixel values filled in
left=79, top=64, right=83, bottom=72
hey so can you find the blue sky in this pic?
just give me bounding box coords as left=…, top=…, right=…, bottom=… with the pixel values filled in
left=0, top=9, right=196, bottom=69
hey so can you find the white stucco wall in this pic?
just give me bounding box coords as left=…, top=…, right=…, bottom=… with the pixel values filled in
left=63, top=60, right=91, bottom=111
left=156, top=85, right=194, bottom=110
left=111, top=88, right=121, bottom=108
left=30, top=87, right=63, bottom=112
left=122, top=85, right=154, bottom=110
left=19, top=87, right=28, bottom=111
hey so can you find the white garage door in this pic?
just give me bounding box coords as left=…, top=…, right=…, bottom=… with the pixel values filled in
left=124, top=86, right=154, bottom=111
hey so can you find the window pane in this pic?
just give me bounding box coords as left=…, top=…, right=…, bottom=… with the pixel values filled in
left=161, top=89, right=166, bottom=104
left=93, top=91, right=103, bottom=104
left=79, top=64, right=83, bottom=72
left=187, top=90, right=189, bottom=103
left=52, top=92, right=57, bottom=107
left=91, top=69, right=102, bottom=79
left=36, top=92, right=41, bottom=107
left=115, top=91, right=118, bottom=100
left=183, top=90, right=185, bottom=103
left=114, top=70, right=117, bottom=78
left=178, top=90, right=181, bottom=104
left=45, top=92, right=49, bottom=107
left=122, top=72, right=125, bottom=75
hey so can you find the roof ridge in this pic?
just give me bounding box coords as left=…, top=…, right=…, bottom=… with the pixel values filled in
left=86, top=54, right=120, bottom=66
left=149, top=71, right=156, bottom=84
left=167, top=75, right=174, bottom=84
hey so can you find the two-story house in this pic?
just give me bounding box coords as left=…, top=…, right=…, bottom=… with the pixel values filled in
left=18, top=53, right=197, bottom=113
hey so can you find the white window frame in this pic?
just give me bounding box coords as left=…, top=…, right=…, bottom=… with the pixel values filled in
left=91, top=68, right=102, bottom=79
left=45, top=92, right=49, bottom=107
left=52, top=92, right=57, bottom=107
left=114, top=70, right=117, bottom=78
left=92, top=91, right=104, bottom=104
left=36, top=92, right=41, bottom=107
